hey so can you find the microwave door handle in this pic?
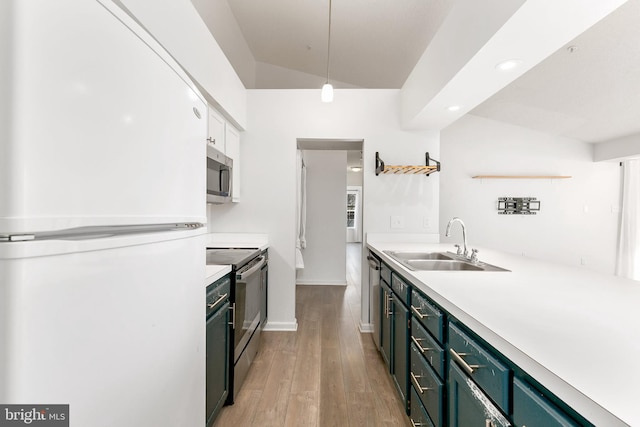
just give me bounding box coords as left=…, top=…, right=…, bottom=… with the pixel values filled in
left=219, top=168, right=231, bottom=194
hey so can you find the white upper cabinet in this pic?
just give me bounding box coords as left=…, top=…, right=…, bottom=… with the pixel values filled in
left=207, top=107, right=226, bottom=153
left=225, top=124, right=241, bottom=203
left=207, top=104, right=241, bottom=203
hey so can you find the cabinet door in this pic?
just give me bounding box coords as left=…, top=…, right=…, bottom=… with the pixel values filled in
left=448, top=362, right=511, bottom=427
left=225, top=124, right=240, bottom=202
left=380, top=283, right=393, bottom=369
left=513, top=378, right=580, bottom=427
left=207, top=107, right=226, bottom=153
left=392, top=297, right=409, bottom=411
left=206, top=302, right=230, bottom=427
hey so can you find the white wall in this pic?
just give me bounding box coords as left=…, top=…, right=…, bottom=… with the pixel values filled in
left=208, top=89, right=440, bottom=330
left=440, top=114, right=621, bottom=275
left=296, top=150, right=347, bottom=285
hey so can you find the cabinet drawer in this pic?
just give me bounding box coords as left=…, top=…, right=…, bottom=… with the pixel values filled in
left=410, top=290, right=444, bottom=343
left=513, top=378, right=580, bottom=427
left=206, top=275, right=231, bottom=313
left=411, top=317, right=444, bottom=379
left=410, top=343, right=444, bottom=427
left=391, top=273, right=410, bottom=306
left=381, top=262, right=392, bottom=285
left=410, top=387, right=436, bottom=427
left=448, top=323, right=510, bottom=412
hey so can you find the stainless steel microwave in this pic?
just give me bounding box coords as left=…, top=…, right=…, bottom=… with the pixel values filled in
left=207, top=145, right=233, bottom=204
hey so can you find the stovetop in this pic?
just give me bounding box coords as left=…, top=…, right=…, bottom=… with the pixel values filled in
left=206, top=247, right=261, bottom=269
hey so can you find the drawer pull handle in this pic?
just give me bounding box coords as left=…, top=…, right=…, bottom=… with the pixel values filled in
left=411, top=305, right=431, bottom=319
left=410, top=372, right=434, bottom=394
left=410, top=420, right=426, bottom=427
left=207, top=293, right=228, bottom=309
left=449, top=348, right=483, bottom=374
left=386, top=293, right=394, bottom=317
left=411, top=336, right=434, bottom=353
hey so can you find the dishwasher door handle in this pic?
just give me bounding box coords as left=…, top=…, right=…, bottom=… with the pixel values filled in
left=367, top=255, right=381, bottom=270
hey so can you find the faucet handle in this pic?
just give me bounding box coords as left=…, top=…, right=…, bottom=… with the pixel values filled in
left=470, top=248, right=479, bottom=263
left=454, top=244, right=462, bottom=255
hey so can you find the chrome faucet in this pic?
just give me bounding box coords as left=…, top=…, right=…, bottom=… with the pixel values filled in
left=445, top=217, right=468, bottom=257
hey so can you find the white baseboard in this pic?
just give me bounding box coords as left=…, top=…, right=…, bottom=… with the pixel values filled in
left=296, top=280, right=347, bottom=286
left=359, top=322, right=374, bottom=333
left=262, top=320, right=298, bottom=332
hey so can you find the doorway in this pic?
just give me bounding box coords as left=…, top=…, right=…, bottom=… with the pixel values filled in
left=295, top=139, right=364, bottom=292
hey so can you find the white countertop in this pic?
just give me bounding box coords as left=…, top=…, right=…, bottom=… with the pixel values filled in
left=205, top=264, right=231, bottom=286
left=205, top=233, right=269, bottom=251
left=367, top=241, right=640, bottom=427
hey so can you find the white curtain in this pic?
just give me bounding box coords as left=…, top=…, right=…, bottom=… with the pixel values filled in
left=295, top=150, right=307, bottom=269
left=616, top=159, right=640, bottom=280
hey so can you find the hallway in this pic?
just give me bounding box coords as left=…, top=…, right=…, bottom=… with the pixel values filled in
left=214, top=243, right=410, bottom=426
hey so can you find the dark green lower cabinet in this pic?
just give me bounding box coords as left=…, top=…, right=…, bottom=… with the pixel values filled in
left=449, top=362, right=511, bottom=427
left=513, top=378, right=580, bottom=427
left=410, top=387, right=436, bottom=427
left=375, top=260, right=591, bottom=427
left=392, top=297, right=409, bottom=410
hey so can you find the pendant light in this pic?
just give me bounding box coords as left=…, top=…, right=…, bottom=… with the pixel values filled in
left=321, top=0, right=334, bottom=103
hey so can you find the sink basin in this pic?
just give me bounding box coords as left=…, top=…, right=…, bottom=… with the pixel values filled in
left=405, top=259, right=484, bottom=271
left=383, top=250, right=454, bottom=261
left=383, top=250, right=510, bottom=272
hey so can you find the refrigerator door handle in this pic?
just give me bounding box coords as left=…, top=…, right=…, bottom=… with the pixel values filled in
left=0, top=223, right=204, bottom=242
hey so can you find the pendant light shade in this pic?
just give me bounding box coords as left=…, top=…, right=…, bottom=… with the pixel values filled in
left=321, top=83, right=334, bottom=103
left=321, top=0, right=333, bottom=103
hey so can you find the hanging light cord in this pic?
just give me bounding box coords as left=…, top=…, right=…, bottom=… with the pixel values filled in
left=326, top=0, right=332, bottom=84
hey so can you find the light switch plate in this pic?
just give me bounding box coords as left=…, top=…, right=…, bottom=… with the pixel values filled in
left=390, top=216, right=405, bottom=229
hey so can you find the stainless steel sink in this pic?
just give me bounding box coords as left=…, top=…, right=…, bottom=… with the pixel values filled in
left=383, top=250, right=454, bottom=261
left=383, top=250, right=509, bottom=272
left=405, top=259, right=484, bottom=271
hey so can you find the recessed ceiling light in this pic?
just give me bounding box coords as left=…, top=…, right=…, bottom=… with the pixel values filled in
left=447, top=105, right=461, bottom=112
left=495, top=59, right=523, bottom=71
left=350, top=166, right=362, bottom=172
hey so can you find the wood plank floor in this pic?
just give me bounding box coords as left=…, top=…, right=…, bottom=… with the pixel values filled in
left=214, top=244, right=410, bottom=426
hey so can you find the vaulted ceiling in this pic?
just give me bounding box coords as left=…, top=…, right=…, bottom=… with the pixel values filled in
left=192, top=0, right=639, bottom=143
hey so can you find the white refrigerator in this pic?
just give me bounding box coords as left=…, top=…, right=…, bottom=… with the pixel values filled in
left=1, top=1, right=208, bottom=426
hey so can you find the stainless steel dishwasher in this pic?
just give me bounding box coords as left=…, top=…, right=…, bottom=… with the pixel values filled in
left=367, top=252, right=382, bottom=349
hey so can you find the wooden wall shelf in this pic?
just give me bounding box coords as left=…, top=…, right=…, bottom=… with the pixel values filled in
left=472, top=175, right=572, bottom=179
left=375, top=152, right=441, bottom=176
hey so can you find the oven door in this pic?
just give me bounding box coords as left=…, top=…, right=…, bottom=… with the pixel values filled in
left=233, top=255, right=265, bottom=362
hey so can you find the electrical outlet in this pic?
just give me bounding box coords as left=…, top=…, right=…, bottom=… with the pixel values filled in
left=390, top=216, right=405, bottom=229
left=423, top=216, right=430, bottom=229
left=581, top=257, right=587, bottom=266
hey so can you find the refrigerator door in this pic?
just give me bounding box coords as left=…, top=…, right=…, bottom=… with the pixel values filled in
left=0, top=232, right=207, bottom=427
left=0, top=0, right=207, bottom=233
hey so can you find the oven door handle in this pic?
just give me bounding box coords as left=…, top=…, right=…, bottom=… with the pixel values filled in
left=237, top=256, right=267, bottom=282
